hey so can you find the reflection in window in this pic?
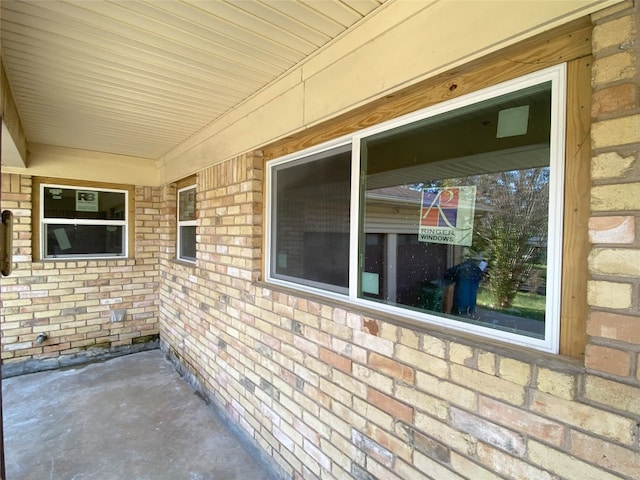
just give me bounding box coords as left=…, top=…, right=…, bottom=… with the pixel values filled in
left=271, top=145, right=351, bottom=293
left=42, top=185, right=127, bottom=258
left=360, top=82, right=552, bottom=338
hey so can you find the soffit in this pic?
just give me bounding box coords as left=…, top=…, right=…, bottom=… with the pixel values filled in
left=0, top=0, right=385, bottom=161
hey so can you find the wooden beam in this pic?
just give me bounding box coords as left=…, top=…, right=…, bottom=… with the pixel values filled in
left=263, top=18, right=592, bottom=161
left=560, top=56, right=592, bottom=358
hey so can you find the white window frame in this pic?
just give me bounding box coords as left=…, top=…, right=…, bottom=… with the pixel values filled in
left=268, top=143, right=352, bottom=294
left=177, top=185, right=197, bottom=263
left=266, top=65, right=566, bottom=353
left=40, top=183, right=129, bottom=259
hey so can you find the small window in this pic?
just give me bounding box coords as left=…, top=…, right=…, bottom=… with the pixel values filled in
left=41, top=184, right=128, bottom=259
left=177, top=185, right=196, bottom=263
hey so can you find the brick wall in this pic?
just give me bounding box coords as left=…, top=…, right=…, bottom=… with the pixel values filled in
left=588, top=2, right=640, bottom=385
left=159, top=5, right=640, bottom=480
left=0, top=175, right=161, bottom=375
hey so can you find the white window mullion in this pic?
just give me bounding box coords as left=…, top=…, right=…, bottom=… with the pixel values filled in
left=349, top=137, right=362, bottom=301
left=42, top=218, right=126, bottom=226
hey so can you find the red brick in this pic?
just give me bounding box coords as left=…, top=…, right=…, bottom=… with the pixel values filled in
left=319, top=348, right=352, bottom=373
left=592, top=83, right=637, bottom=116
left=478, top=396, right=565, bottom=446
left=368, top=352, right=415, bottom=384
left=585, top=344, right=631, bottom=377
left=367, top=388, right=413, bottom=423
left=570, top=430, right=640, bottom=478
left=588, top=216, right=635, bottom=244
left=367, top=424, right=412, bottom=461
left=293, top=417, right=320, bottom=445
left=587, top=311, right=640, bottom=344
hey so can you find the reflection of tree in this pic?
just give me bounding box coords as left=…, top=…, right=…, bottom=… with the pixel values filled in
left=413, top=166, right=549, bottom=309
left=472, top=168, right=549, bottom=308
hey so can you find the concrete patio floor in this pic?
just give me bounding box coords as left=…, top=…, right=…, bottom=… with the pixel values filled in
left=2, top=350, right=276, bottom=480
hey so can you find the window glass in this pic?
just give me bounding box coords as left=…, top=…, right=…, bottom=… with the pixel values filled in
left=177, top=186, right=197, bottom=263
left=271, top=146, right=351, bottom=293
left=359, top=82, right=552, bottom=339
left=44, top=187, right=126, bottom=220
left=179, top=225, right=196, bottom=261
left=42, top=185, right=128, bottom=258
left=178, top=188, right=196, bottom=222
left=44, top=224, right=124, bottom=257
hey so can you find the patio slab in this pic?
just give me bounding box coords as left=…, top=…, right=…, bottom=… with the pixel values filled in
left=2, top=350, right=276, bottom=480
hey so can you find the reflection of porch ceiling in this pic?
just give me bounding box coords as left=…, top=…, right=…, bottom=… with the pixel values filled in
left=365, top=143, right=550, bottom=191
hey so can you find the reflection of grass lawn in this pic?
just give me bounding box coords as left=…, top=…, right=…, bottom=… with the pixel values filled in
left=476, top=287, right=545, bottom=321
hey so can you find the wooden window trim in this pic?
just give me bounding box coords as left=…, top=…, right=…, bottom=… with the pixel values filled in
left=262, top=18, right=592, bottom=359
left=176, top=175, right=196, bottom=191
left=32, top=177, right=135, bottom=261
left=560, top=56, right=591, bottom=359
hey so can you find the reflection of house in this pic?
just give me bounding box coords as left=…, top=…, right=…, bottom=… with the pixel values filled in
left=364, top=185, right=495, bottom=306
left=364, top=186, right=449, bottom=305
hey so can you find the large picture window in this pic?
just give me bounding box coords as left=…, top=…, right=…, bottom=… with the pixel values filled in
left=41, top=184, right=128, bottom=259
left=267, top=66, right=565, bottom=353
left=177, top=185, right=196, bottom=263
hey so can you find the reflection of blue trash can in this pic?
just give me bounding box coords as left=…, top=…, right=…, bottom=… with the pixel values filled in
left=445, top=260, right=483, bottom=315
left=419, top=281, right=445, bottom=312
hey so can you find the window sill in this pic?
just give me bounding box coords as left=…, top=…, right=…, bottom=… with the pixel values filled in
left=34, top=257, right=134, bottom=265
left=169, top=258, right=196, bottom=269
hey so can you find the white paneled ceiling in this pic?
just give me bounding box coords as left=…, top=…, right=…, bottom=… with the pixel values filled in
left=1, top=0, right=386, bottom=160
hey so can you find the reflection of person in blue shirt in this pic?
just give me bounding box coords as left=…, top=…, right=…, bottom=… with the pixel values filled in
left=445, top=259, right=485, bottom=316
